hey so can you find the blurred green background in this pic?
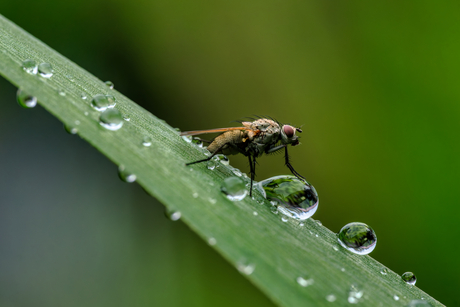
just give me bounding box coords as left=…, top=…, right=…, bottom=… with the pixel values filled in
left=1, top=1, right=459, bottom=306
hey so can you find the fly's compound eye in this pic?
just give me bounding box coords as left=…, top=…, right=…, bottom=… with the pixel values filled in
left=283, top=125, right=295, bottom=138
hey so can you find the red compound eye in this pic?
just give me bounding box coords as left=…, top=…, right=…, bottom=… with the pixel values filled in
left=283, top=125, right=295, bottom=138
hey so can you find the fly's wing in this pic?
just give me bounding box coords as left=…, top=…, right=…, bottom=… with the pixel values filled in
left=180, top=127, right=249, bottom=136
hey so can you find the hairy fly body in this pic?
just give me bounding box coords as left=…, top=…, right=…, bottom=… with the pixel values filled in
left=181, top=118, right=304, bottom=196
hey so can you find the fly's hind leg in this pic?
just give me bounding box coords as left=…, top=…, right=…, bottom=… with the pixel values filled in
left=185, top=143, right=227, bottom=166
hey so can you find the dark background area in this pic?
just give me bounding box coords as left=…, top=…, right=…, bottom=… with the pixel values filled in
left=1, top=1, right=459, bottom=306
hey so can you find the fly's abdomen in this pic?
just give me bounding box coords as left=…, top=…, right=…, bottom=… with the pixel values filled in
left=207, top=130, right=246, bottom=155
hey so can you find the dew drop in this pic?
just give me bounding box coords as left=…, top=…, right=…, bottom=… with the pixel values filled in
left=316, top=220, right=322, bottom=226
left=165, top=209, right=181, bottom=221
left=393, top=295, right=399, bottom=301
left=296, top=277, right=314, bottom=287
left=407, top=300, right=431, bottom=307
left=208, top=198, right=217, bottom=204
left=58, top=90, right=66, bottom=96
left=91, top=94, right=110, bottom=111
left=348, top=285, right=363, bottom=304
left=191, top=137, right=203, bottom=148
left=253, top=211, right=258, bottom=216
left=84, top=111, right=89, bottom=116
left=37, top=62, right=54, bottom=78
left=215, top=154, right=229, bottom=165
left=258, top=175, right=319, bottom=220
left=105, top=81, right=114, bottom=89
left=99, top=108, right=123, bottom=131
left=237, top=263, right=255, bottom=275
left=81, top=94, right=87, bottom=100
left=299, top=222, right=305, bottom=227
left=118, top=165, right=136, bottom=183
left=221, top=177, right=247, bottom=201
left=64, top=124, right=78, bottom=135
left=332, top=246, right=339, bottom=251
left=142, top=136, right=152, bottom=147
left=192, top=192, right=199, bottom=198
left=22, top=59, right=37, bottom=74
left=182, top=135, right=192, bottom=143
left=380, top=267, right=389, bottom=275
left=206, top=157, right=218, bottom=170
left=208, top=237, right=217, bottom=246
left=106, top=95, right=116, bottom=108
left=337, top=222, right=377, bottom=255
left=401, top=272, right=416, bottom=286
left=281, top=217, right=288, bottom=222
left=232, top=169, right=243, bottom=177
left=16, top=89, right=37, bottom=108
left=326, top=294, right=336, bottom=302
left=123, top=115, right=130, bottom=121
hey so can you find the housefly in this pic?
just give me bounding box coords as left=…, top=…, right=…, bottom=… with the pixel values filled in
left=181, top=118, right=305, bottom=196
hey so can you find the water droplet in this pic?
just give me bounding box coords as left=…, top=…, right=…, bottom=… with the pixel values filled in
left=341, top=267, right=345, bottom=272
left=296, top=277, right=314, bottom=287
left=182, top=135, right=192, bottom=143
left=118, top=165, right=136, bottom=183
left=206, top=157, right=218, bottom=170
left=191, top=137, right=203, bottom=148
left=81, top=94, right=87, bottom=100
left=401, top=272, right=416, bottom=286
left=407, top=300, right=431, bottom=307
left=316, top=220, right=322, bottom=226
left=123, top=115, right=130, bottom=121
left=37, top=62, right=54, bottom=78
left=315, top=234, right=319, bottom=237
left=165, top=209, right=181, bottom=221
left=333, top=246, right=339, bottom=251
left=99, top=108, right=123, bottom=131
left=281, top=217, right=288, bottom=222
left=208, top=237, right=217, bottom=246
left=22, top=59, right=37, bottom=74
left=221, top=177, right=247, bottom=201
left=253, top=211, right=258, bottom=216
left=84, top=111, right=89, bottom=116
left=58, top=90, right=66, bottom=96
left=380, top=267, right=389, bottom=275
left=64, top=124, right=78, bottom=134
left=16, top=89, right=37, bottom=108
left=237, top=263, right=255, bottom=275
left=326, top=294, right=336, bottom=302
left=75, top=120, right=80, bottom=125
left=337, top=222, right=377, bottom=255
left=105, top=81, right=114, bottom=89
left=208, top=198, right=217, bottom=204
left=258, top=175, right=319, bottom=220
left=299, top=222, right=305, bottom=227
left=270, top=206, right=279, bottom=214
left=232, top=169, right=243, bottom=177
left=348, top=285, right=363, bottom=304
left=215, top=154, right=229, bottom=165
left=106, top=95, right=116, bottom=108
left=192, top=192, right=199, bottom=198
left=142, top=136, right=152, bottom=147
left=91, top=94, right=110, bottom=111
left=393, top=295, right=399, bottom=301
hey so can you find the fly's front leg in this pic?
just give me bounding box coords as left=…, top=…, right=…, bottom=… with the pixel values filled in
left=185, top=143, right=226, bottom=166
left=284, top=146, right=305, bottom=180
left=248, top=155, right=256, bottom=197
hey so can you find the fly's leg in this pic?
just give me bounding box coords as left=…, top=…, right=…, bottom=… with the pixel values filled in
left=248, top=155, right=256, bottom=197
left=284, top=146, right=306, bottom=180
left=185, top=143, right=226, bottom=166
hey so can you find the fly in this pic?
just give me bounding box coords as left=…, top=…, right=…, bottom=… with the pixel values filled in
left=181, top=118, right=305, bottom=196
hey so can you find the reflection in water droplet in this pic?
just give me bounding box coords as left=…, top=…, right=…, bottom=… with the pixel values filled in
left=99, top=108, right=123, bottom=131
left=165, top=209, right=181, bottom=221
left=91, top=94, right=110, bottom=111
left=348, top=285, right=363, bottom=304
left=22, top=59, right=37, bottom=74
left=326, top=294, right=336, bottom=302
left=16, top=89, right=37, bottom=108
left=401, top=272, right=416, bottom=286
left=296, top=277, right=314, bottom=287
left=118, top=165, right=137, bottom=183
left=208, top=237, right=217, bottom=246
left=237, top=263, right=255, bottom=275
left=105, top=81, right=114, bottom=89
left=258, top=175, right=319, bottom=220
left=393, top=295, right=399, bottom=301
left=64, top=124, right=78, bottom=135
left=38, top=62, right=54, bottom=78
left=142, top=136, right=152, bottom=147
left=221, top=177, right=247, bottom=201
left=337, top=222, right=377, bottom=255
left=380, top=267, right=389, bottom=275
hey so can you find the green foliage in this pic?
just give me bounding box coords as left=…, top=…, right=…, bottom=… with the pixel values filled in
left=0, top=14, right=444, bottom=307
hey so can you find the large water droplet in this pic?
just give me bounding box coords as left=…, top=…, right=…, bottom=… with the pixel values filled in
left=22, top=59, right=37, bottom=74
left=37, top=62, right=54, bottom=78
left=221, top=177, right=247, bottom=201
left=105, top=81, right=114, bottom=89
left=91, top=94, right=110, bottom=111
left=401, top=272, right=416, bottom=286
left=118, top=165, right=137, bottom=183
left=407, top=300, right=431, bottom=307
left=258, top=175, right=318, bottom=220
left=16, top=89, right=37, bottom=108
left=99, top=108, right=123, bottom=131
left=165, top=209, right=181, bottom=221
left=296, top=277, right=314, bottom=287
left=348, top=285, right=363, bottom=304
left=337, top=222, right=377, bottom=255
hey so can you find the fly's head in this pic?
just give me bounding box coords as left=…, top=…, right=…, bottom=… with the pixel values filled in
left=280, top=125, right=302, bottom=146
